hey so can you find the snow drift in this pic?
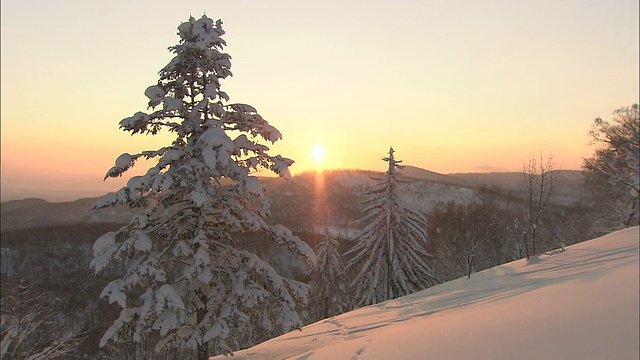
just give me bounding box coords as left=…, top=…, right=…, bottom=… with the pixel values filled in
left=212, top=227, right=639, bottom=359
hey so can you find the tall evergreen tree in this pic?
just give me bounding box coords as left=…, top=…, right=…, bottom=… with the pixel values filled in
left=307, top=230, right=349, bottom=322
left=91, top=15, right=314, bottom=358
left=346, top=147, right=434, bottom=306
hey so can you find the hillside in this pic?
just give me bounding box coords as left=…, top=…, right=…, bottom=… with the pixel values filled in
left=0, top=167, right=614, bottom=358
left=392, top=166, right=476, bottom=188
left=0, top=167, right=587, bottom=231
left=211, top=227, right=640, bottom=360
left=451, top=170, right=586, bottom=204
left=1, top=167, right=478, bottom=231
left=0, top=197, right=135, bottom=231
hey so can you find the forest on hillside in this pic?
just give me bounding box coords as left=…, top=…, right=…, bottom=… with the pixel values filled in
left=0, top=163, right=628, bottom=358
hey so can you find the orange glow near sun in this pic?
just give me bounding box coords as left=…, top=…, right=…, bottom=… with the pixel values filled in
left=312, top=144, right=326, bottom=165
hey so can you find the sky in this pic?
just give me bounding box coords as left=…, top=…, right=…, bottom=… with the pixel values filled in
left=212, top=226, right=639, bottom=359
left=1, top=0, right=639, bottom=202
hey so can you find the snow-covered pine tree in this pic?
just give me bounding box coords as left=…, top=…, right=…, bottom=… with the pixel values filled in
left=91, top=15, right=314, bottom=359
left=1, top=277, right=86, bottom=359
left=307, top=230, right=349, bottom=322
left=346, top=147, right=435, bottom=306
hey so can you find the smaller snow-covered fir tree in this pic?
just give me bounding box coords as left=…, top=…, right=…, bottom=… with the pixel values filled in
left=91, top=15, right=314, bottom=359
left=346, top=147, right=435, bottom=306
left=1, top=278, right=85, bottom=359
left=307, top=230, right=349, bottom=322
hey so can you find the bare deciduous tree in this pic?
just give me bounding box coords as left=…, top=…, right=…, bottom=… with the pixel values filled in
left=583, top=104, right=639, bottom=229
left=519, top=155, right=558, bottom=258
left=427, top=195, right=517, bottom=281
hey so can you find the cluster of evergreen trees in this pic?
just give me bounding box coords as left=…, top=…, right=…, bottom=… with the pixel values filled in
left=87, top=14, right=638, bottom=358
left=86, top=15, right=444, bottom=358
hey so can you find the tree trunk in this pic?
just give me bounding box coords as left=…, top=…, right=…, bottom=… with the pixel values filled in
left=324, top=296, right=329, bottom=319
left=522, top=230, right=530, bottom=260
left=530, top=222, right=537, bottom=257
left=197, top=291, right=208, bottom=360
left=197, top=343, right=208, bottom=360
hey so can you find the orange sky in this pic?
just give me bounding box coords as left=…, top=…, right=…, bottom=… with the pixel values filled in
left=1, top=0, right=639, bottom=202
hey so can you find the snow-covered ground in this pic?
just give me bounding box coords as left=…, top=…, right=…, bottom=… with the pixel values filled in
left=212, top=227, right=639, bottom=360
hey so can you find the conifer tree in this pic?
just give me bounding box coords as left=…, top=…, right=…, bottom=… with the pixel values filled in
left=91, top=15, right=314, bottom=358
left=1, top=278, right=85, bottom=359
left=307, top=230, right=349, bottom=322
left=346, top=147, right=434, bottom=306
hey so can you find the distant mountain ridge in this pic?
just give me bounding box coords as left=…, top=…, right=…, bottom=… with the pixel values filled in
left=0, top=197, right=135, bottom=231
left=319, top=166, right=584, bottom=201
left=449, top=169, right=586, bottom=204
left=1, top=167, right=586, bottom=231
left=399, top=166, right=477, bottom=188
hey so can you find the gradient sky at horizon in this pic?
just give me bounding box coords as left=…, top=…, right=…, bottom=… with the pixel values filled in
left=1, top=0, right=638, bottom=202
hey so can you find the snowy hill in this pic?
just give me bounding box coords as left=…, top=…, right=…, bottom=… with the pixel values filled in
left=0, top=168, right=585, bottom=231
left=211, top=227, right=640, bottom=360
left=451, top=170, right=586, bottom=205
left=0, top=197, right=135, bottom=231
left=401, top=165, right=476, bottom=188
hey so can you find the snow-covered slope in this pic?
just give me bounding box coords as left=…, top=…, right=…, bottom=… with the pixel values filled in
left=212, top=227, right=639, bottom=360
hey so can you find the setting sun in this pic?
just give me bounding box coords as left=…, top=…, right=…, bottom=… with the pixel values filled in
left=312, top=144, right=326, bottom=164
left=0, top=0, right=637, bottom=202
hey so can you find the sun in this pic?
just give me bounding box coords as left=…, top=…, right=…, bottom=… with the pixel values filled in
left=312, top=144, right=326, bottom=164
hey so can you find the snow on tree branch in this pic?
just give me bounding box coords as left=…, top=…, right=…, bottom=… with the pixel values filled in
left=346, top=147, right=436, bottom=307
left=91, top=14, right=307, bottom=359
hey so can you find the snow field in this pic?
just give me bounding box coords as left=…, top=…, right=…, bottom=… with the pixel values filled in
left=211, top=227, right=639, bottom=359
